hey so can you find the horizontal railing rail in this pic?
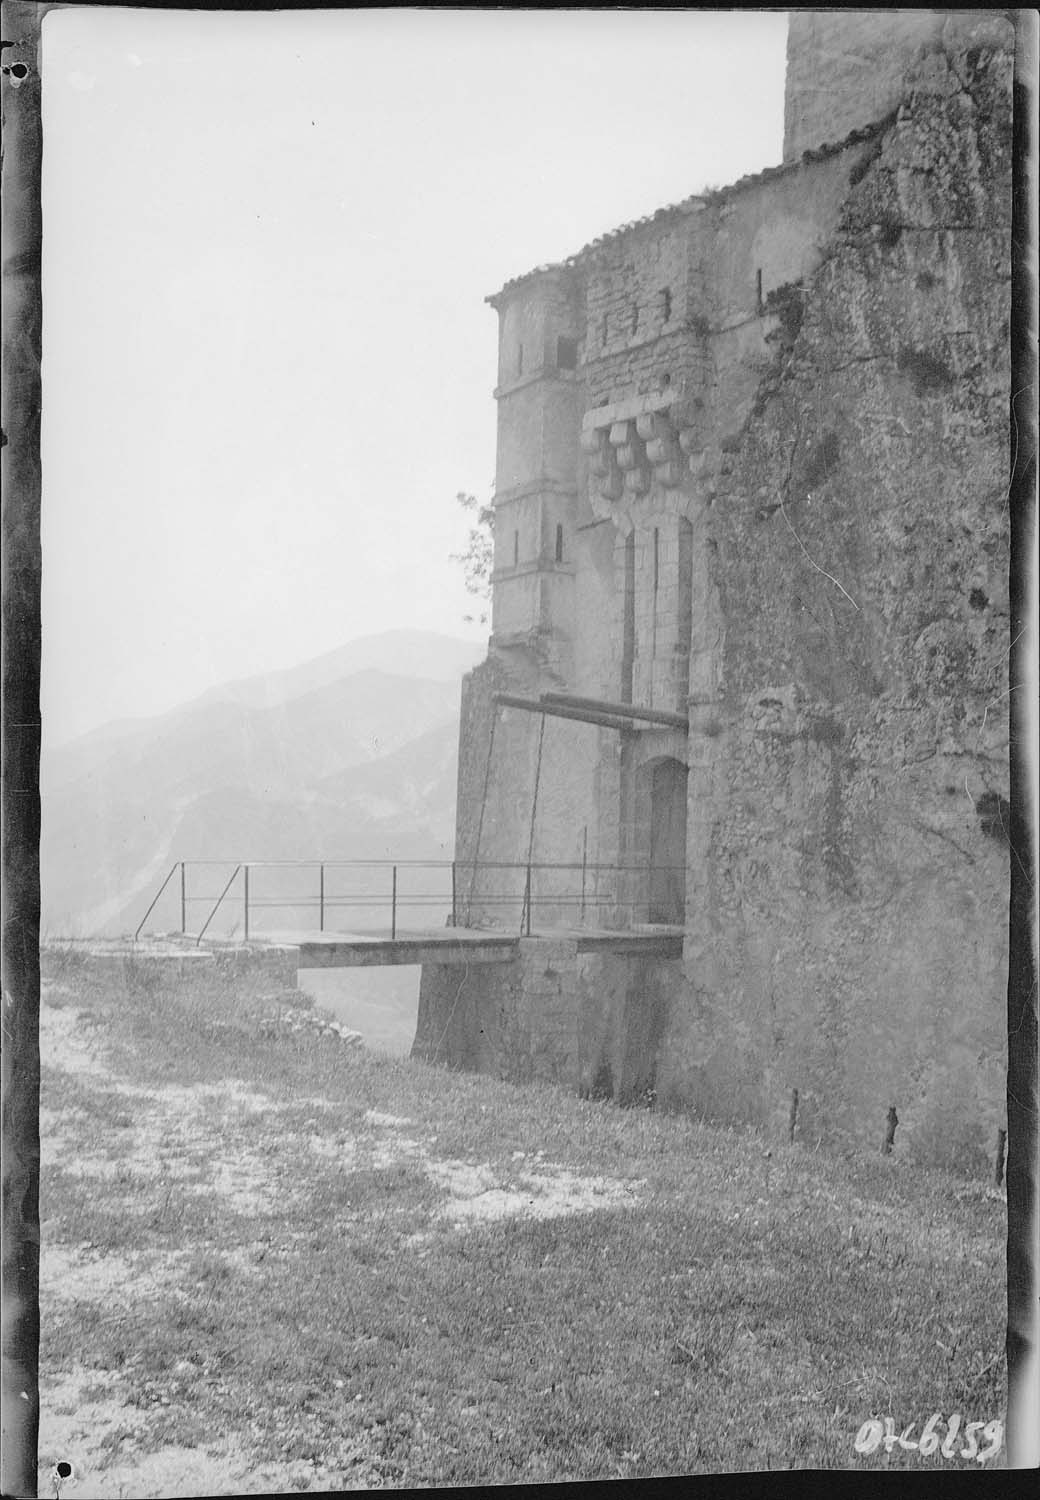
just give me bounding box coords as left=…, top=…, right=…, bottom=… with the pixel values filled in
left=133, top=857, right=688, bottom=945
left=132, top=860, right=687, bottom=877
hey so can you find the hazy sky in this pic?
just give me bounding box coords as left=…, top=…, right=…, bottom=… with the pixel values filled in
left=41, top=7, right=788, bottom=746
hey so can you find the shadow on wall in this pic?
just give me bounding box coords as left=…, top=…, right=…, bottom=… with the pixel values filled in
left=580, top=956, right=677, bottom=1107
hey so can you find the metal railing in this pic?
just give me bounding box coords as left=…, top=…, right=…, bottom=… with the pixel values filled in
left=133, top=857, right=687, bottom=945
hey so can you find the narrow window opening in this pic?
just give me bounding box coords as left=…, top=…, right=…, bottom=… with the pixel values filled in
left=600, top=313, right=608, bottom=347
left=556, top=335, right=578, bottom=371
left=631, top=303, right=640, bottom=336
left=756, top=269, right=763, bottom=312
left=653, top=527, right=660, bottom=596
left=660, top=287, right=672, bottom=322
left=513, top=530, right=519, bottom=567
left=555, top=524, right=564, bottom=563
left=517, top=343, right=524, bottom=376
left=622, top=534, right=636, bottom=703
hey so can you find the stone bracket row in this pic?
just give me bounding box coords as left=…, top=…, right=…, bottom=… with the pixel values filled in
left=580, top=391, right=703, bottom=504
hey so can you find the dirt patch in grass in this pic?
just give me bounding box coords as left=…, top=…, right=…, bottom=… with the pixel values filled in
left=364, top=1110, right=414, bottom=1128
left=40, top=1365, right=380, bottom=1498
left=38, top=963, right=659, bottom=1494
left=41, top=1245, right=194, bottom=1308
left=38, top=947, right=1008, bottom=1489
left=427, top=1157, right=643, bottom=1227
left=40, top=997, right=112, bottom=1078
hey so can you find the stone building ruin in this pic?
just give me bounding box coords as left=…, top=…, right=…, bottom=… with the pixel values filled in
left=414, top=10, right=1015, bottom=1172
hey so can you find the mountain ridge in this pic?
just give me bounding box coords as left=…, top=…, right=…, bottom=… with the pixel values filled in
left=42, top=630, right=481, bottom=937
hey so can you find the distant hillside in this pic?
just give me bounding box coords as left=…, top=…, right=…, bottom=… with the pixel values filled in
left=314, top=719, right=460, bottom=835
left=45, top=630, right=485, bottom=790
left=191, top=629, right=487, bottom=712
left=41, top=631, right=482, bottom=937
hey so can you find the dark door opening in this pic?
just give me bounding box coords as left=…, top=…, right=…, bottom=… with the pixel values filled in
left=648, top=758, right=687, bottom=924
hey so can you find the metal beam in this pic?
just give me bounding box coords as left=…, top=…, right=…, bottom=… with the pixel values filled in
left=540, top=691, right=688, bottom=731
left=493, top=693, right=638, bottom=733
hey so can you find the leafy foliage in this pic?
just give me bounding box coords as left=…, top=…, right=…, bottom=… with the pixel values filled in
left=451, top=491, right=494, bottom=625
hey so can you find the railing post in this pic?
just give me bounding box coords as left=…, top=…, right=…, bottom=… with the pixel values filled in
left=319, top=863, right=325, bottom=933
left=451, top=861, right=457, bottom=928
left=243, top=864, right=250, bottom=943
left=134, top=861, right=181, bottom=943
left=391, top=864, right=397, bottom=940
left=180, top=862, right=186, bottom=935
left=196, top=865, right=241, bottom=947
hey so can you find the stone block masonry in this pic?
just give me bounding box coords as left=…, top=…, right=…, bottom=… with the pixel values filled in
left=418, top=11, right=1014, bottom=1174
left=414, top=942, right=680, bottom=1107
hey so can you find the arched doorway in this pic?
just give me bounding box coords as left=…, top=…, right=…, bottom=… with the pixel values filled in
left=648, top=757, right=687, bottom=924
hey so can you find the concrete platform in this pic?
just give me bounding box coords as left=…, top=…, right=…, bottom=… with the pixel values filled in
left=259, top=924, right=685, bottom=969
left=574, top=926, right=684, bottom=958
left=291, top=928, right=520, bottom=968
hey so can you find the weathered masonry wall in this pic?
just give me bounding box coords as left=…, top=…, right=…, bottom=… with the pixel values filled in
left=660, top=34, right=1014, bottom=1171
left=782, top=9, right=1012, bottom=162
left=422, top=13, right=1014, bottom=1176
left=582, top=217, right=713, bottom=408
left=415, top=943, right=680, bottom=1106
left=704, top=140, right=880, bottom=450
left=491, top=269, right=584, bottom=668
left=452, top=651, right=607, bottom=930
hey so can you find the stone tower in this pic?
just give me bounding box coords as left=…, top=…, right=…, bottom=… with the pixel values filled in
left=416, top=9, right=1014, bottom=1171
left=485, top=268, right=584, bottom=682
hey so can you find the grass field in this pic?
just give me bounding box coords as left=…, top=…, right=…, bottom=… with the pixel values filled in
left=37, top=944, right=1008, bottom=1494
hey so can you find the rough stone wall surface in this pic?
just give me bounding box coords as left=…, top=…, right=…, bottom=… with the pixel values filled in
left=415, top=943, right=581, bottom=1084
left=583, top=219, right=713, bottom=407
left=571, top=518, right=617, bottom=698
left=414, top=961, right=499, bottom=1074
left=453, top=646, right=605, bottom=930
left=628, top=512, right=691, bottom=711
left=453, top=653, right=540, bottom=927
left=495, top=272, right=583, bottom=390
left=414, top=945, right=681, bottom=1105
left=493, top=373, right=583, bottom=497
left=705, top=141, right=880, bottom=445
left=492, top=271, right=584, bottom=652
left=783, top=9, right=1012, bottom=162
left=665, top=37, right=1013, bottom=1169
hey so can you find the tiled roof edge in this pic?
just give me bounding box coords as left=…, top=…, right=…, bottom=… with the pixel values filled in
left=487, top=110, right=899, bottom=304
